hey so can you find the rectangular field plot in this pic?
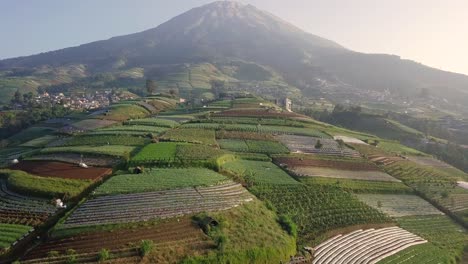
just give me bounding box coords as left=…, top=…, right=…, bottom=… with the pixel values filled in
left=181, top=123, right=330, bottom=138
left=407, top=156, right=455, bottom=169
left=333, top=135, right=368, bottom=145
left=161, top=128, right=217, bottom=145
left=11, top=161, right=112, bottom=180
left=356, top=194, right=444, bottom=217
left=38, top=145, right=136, bottom=158
left=0, top=223, right=32, bottom=250
left=91, top=125, right=169, bottom=136
left=300, top=177, right=412, bottom=194
left=94, top=168, right=230, bottom=195
left=312, top=227, right=427, bottom=264
left=290, top=167, right=400, bottom=182
left=23, top=217, right=213, bottom=263
left=59, top=135, right=149, bottom=146
left=218, top=139, right=289, bottom=154
left=458, top=181, right=468, bottom=190
left=131, top=142, right=179, bottom=163
left=277, top=135, right=360, bottom=157
left=221, top=160, right=300, bottom=185
left=68, top=119, right=117, bottom=131
left=124, top=117, right=180, bottom=128
left=61, top=182, right=254, bottom=228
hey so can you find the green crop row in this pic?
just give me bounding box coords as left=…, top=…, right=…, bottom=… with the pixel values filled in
left=94, top=168, right=229, bottom=196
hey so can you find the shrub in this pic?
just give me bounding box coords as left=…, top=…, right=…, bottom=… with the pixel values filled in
left=278, top=215, right=297, bottom=239
left=98, top=249, right=111, bottom=262
left=47, top=250, right=60, bottom=258
left=139, top=240, right=154, bottom=257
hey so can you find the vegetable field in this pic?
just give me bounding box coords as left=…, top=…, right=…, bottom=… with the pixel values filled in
left=356, top=194, right=444, bottom=217
left=277, top=135, right=360, bottom=157
left=131, top=142, right=179, bottom=163
left=289, top=167, right=400, bottom=182
left=0, top=224, right=32, bottom=250
left=218, top=139, right=289, bottom=154
left=393, top=215, right=468, bottom=262
left=124, top=118, right=179, bottom=128
left=300, top=177, right=413, bottom=194
left=161, top=128, right=217, bottom=145
left=312, top=227, right=427, bottom=264
left=59, top=135, right=149, bottom=146
left=11, top=161, right=112, bottom=180
left=249, top=184, right=390, bottom=245
left=61, top=182, right=253, bottom=228
left=39, top=145, right=136, bottom=158
left=94, top=168, right=229, bottom=195
left=23, top=218, right=213, bottom=263
left=222, top=160, right=300, bottom=185
left=0, top=179, right=56, bottom=226
left=181, top=123, right=330, bottom=138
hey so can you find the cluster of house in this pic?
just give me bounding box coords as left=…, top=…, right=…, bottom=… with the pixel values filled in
left=34, top=90, right=135, bottom=110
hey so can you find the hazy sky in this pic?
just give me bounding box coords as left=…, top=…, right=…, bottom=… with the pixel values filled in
left=0, top=0, right=467, bottom=75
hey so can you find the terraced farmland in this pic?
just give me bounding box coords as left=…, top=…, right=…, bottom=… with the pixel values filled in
left=0, top=224, right=32, bottom=250
left=38, top=145, right=136, bottom=159
left=277, top=135, right=360, bottom=157
left=61, top=182, right=254, bottom=228
left=222, top=160, right=300, bottom=185
left=124, top=117, right=180, bottom=128
left=94, top=168, right=229, bottom=195
left=90, top=125, right=168, bottom=136
left=58, top=135, right=149, bottom=146
left=300, top=177, right=413, bottom=194
left=312, top=227, right=427, bottom=264
left=10, top=161, right=112, bottom=180
left=274, top=155, right=378, bottom=171
left=181, top=123, right=330, bottom=138
left=130, top=142, right=180, bottom=163
left=396, top=215, right=467, bottom=260
left=22, top=218, right=213, bottom=263
left=289, top=167, right=400, bottom=182
left=161, top=128, right=217, bottom=145
left=249, top=184, right=390, bottom=245
left=0, top=179, right=56, bottom=226
left=357, top=194, right=444, bottom=217
left=218, top=139, right=289, bottom=154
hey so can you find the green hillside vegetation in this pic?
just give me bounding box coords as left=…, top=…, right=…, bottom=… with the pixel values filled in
left=181, top=200, right=296, bottom=264
left=94, top=168, right=229, bottom=195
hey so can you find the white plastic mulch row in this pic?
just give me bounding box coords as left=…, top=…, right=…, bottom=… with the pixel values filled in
left=312, top=226, right=427, bottom=264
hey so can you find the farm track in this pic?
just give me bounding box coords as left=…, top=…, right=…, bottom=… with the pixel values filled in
left=10, top=161, right=112, bottom=180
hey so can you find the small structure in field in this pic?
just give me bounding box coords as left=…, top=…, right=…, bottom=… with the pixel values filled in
left=275, top=98, right=292, bottom=112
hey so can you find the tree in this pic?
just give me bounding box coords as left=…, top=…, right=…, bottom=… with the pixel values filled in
left=146, top=79, right=157, bottom=95
left=210, top=80, right=225, bottom=99
left=12, top=90, right=22, bottom=105
left=315, top=140, right=323, bottom=149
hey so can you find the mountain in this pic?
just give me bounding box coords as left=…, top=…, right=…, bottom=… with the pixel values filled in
left=1, top=1, right=468, bottom=108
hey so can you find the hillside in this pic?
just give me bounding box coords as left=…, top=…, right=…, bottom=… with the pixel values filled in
left=1, top=1, right=468, bottom=111
left=0, top=95, right=467, bottom=263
